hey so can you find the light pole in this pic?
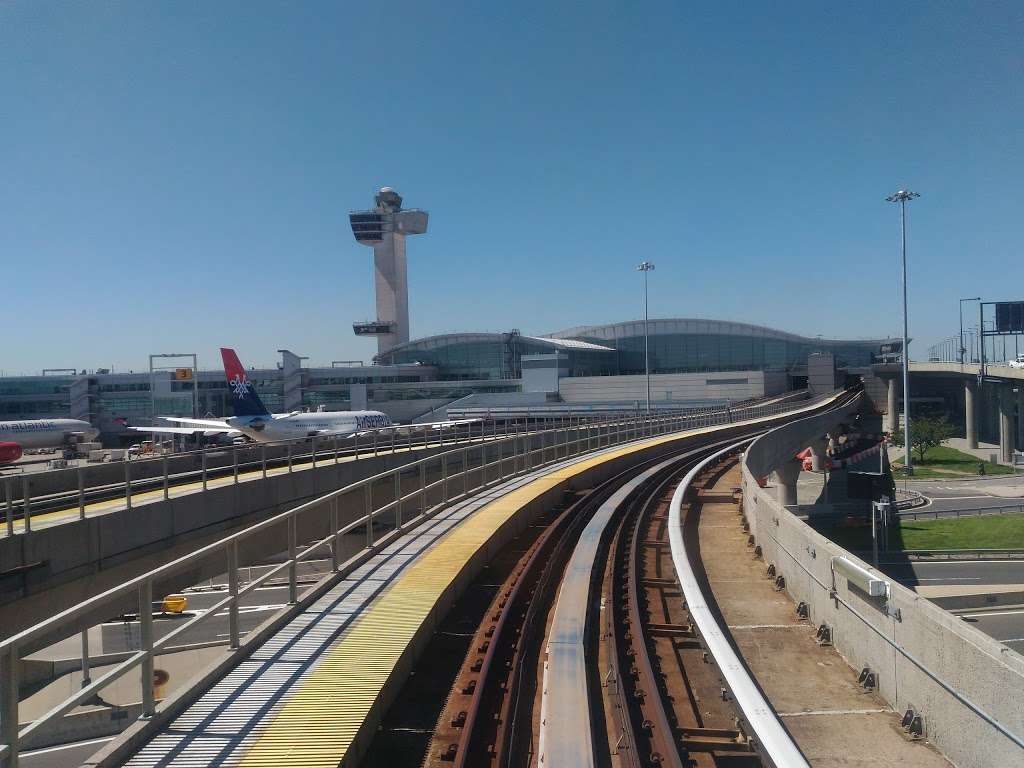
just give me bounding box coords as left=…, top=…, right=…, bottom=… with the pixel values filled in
left=887, top=189, right=919, bottom=474
left=960, top=297, right=980, bottom=365
left=637, top=261, right=655, bottom=413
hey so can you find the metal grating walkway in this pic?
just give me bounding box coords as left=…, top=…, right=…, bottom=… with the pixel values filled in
left=120, top=444, right=632, bottom=768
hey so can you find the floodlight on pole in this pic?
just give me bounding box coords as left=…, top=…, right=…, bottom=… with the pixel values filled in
left=886, top=189, right=920, bottom=475
left=960, top=297, right=980, bottom=365
left=637, top=261, right=655, bottom=414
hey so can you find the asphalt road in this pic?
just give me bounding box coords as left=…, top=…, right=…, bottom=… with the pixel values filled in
left=879, top=560, right=1024, bottom=587
left=100, top=583, right=292, bottom=653
left=958, top=607, right=1024, bottom=653
left=900, top=475, right=1024, bottom=519
left=20, top=736, right=115, bottom=768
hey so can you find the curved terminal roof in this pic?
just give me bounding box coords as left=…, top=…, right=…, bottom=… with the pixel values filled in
left=546, top=318, right=894, bottom=347
left=378, top=333, right=614, bottom=359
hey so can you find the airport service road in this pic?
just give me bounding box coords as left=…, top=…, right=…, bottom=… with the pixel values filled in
left=20, top=736, right=114, bottom=768
left=957, top=607, right=1024, bottom=653
left=100, top=583, right=293, bottom=652
left=901, top=475, right=1024, bottom=518
left=879, top=560, right=1024, bottom=587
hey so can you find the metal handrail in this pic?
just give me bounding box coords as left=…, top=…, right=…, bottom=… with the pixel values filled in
left=2, top=396, right=805, bottom=534
left=2, top=410, right=714, bottom=531
left=0, top=395, right=811, bottom=766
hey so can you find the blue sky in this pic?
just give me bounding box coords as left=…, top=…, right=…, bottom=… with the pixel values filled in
left=2, top=1, right=1021, bottom=373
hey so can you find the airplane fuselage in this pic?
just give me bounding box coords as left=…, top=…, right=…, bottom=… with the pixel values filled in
left=226, top=410, right=392, bottom=443
left=0, top=419, right=100, bottom=449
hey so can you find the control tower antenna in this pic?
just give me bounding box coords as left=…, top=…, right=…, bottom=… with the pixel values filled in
left=349, top=187, right=429, bottom=355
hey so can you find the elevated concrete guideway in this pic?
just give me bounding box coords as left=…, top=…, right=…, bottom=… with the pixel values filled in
left=875, top=362, right=1024, bottom=463
left=744, top=403, right=1024, bottom=768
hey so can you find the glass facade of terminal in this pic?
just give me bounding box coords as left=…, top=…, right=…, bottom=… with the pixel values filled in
left=378, top=336, right=619, bottom=380
left=378, top=324, right=886, bottom=381
left=574, top=334, right=878, bottom=375
left=0, top=376, right=73, bottom=417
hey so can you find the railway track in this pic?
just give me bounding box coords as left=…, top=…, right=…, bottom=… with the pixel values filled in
left=422, top=435, right=766, bottom=768
left=388, top=392, right=858, bottom=768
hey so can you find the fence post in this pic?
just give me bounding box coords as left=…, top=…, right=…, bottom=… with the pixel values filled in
left=372, top=431, right=378, bottom=457
left=261, top=443, right=267, bottom=479
left=311, top=437, right=317, bottom=469
left=420, top=461, right=427, bottom=513
left=21, top=477, right=30, bottom=533
left=287, top=441, right=293, bottom=473
left=331, top=497, right=341, bottom=571
left=202, top=447, right=208, bottom=491
left=124, top=459, right=132, bottom=512
left=288, top=514, right=298, bottom=604
left=162, top=456, right=169, bottom=500
left=78, top=465, right=87, bottom=518
left=5, top=478, right=13, bottom=537
left=228, top=541, right=240, bottom=649
left=80, top=629, right=91, bottom=688
left=140, top=580, right=155, bottom=717
left=2, top=644, right=19, bottom=768
left=233, top=447, right=239, bottom=483
left=394, top=470, right=402, bottom=530
left=442, top=454, right=448, bottom=502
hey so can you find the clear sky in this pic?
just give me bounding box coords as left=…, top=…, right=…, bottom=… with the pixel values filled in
left=2, top=1, right=1021, bottom=373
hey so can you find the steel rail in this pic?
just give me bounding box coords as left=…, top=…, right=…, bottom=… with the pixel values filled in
left=537, top=442, right=736, bottom=768
left=448, top=462, right=638, bottom=768
left=668, top=441, right=812, bottom=768
left=622, top=468, right=688, bottom=768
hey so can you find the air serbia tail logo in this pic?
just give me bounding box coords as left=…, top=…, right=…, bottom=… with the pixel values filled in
left=220, top=348, right=271, bottom=417
left=229, top=374, right=251, bottom=398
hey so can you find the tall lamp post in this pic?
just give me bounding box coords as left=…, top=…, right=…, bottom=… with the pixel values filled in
left=637, top=261, right=655, bottom=413
left=960, top=297, right=980, bottom=365
left=886, top=189, right=919, bottom=475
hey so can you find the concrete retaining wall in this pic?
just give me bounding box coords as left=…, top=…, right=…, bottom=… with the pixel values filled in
left=742, top=408, right=1024, bottom=768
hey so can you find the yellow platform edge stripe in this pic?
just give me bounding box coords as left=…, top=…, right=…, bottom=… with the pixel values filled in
left=236, top=395, right=841, bottom=767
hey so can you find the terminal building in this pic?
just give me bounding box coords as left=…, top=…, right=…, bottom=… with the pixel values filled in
left=0, top=320, right=894, bottom=444
left=0, top=188, right=894, bottom=443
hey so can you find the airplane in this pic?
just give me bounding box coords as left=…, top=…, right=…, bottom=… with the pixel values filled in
left=131, top=347, right=480, bottom=444
left=0, top=419, right=100, bottom=464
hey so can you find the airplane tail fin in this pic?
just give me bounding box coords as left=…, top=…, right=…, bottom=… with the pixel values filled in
left=221, top=348, right=271, bottom=417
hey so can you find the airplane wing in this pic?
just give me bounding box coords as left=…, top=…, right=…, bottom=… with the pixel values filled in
left=160, top=417, right=234, bottom=429
left=128, top=426, right=241, bottom=436
left=386, top=418, right=480, bottom=435
left=426, top=418, right=482, bottom=430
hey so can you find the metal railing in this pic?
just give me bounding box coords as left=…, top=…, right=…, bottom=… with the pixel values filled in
left=0, top=395, right=813, bottom=767
left=1, top=395, right=812, bottom=536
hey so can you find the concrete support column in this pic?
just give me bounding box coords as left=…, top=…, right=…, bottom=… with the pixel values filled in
left=965, top=380, right=978, bottom=449
left=1018, top=386, right=1024, bottom=455
left=809, top=437, right=829, bottom=471
left=1000, top=385, right=1016, bottom=464
left=773, top=459, right=802, bottom=507
left=885, top=377, right=898, bottom=435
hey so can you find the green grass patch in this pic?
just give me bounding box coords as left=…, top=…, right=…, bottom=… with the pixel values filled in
left=812, top=512, right=1024, bottom=551
left=891, top=444, right=1014, bottom=479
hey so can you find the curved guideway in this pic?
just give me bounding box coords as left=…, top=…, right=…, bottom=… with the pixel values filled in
left=537, top=437, right=758, bottom=768
left=668, top=442, right=812, bottom=768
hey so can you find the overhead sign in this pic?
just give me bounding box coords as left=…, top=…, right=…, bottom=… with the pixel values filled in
left=995, top=302, right=1024, bottom=334
left=174, top=368, right=194, bottom=380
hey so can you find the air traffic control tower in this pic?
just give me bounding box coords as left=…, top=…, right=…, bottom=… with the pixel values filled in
left=349, top=187, right=428, bottom=354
